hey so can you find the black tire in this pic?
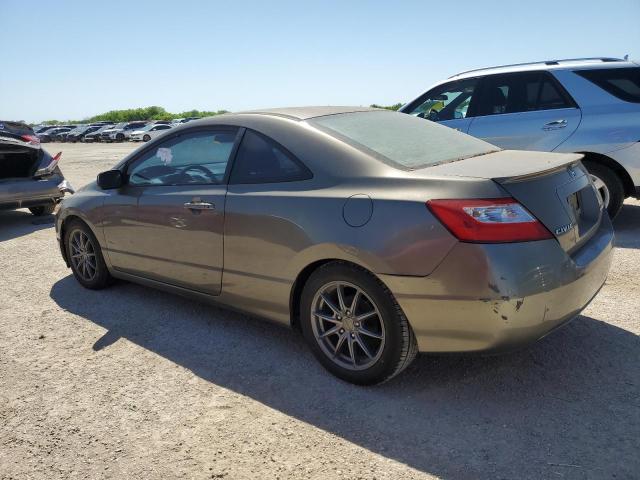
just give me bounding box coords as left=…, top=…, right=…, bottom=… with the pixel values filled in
left=300, top=262, right=417, bottom=385
left=143, top=134, right=151, bottom=142
left=583, top=161, right=625, bottom=219
left=29, top=205, right=55, bottom=216
left=116, top=133, right=124, bottom=142
left=64, top=219, right=113, bottom=290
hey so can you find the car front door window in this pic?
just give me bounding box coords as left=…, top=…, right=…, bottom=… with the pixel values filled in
left=128, top=130, right=238, bottom=186
left=404, top=78, right=479, bottom=121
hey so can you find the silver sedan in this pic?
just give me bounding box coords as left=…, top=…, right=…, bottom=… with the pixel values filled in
left=129, top=123, right=173, bottom=142
left=55, top=107, right=613, bottom=384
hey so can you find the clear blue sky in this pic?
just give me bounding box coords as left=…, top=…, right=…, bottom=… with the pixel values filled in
left=1, top=0, right=639, bottom=123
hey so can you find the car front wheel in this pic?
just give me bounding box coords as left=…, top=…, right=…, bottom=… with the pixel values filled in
left=300, top=262, right=417, bottom=385
left=143, top=134, right=151, bottom=142
left=64, top=219, right=113, bottom=289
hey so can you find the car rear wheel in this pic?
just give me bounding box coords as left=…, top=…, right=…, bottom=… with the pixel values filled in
left=583, top=161, right=624, bottom=219
left=300, top=262, right=417, bottom=385
left=29, top=205, right=55, bottom=216
left=143, top=134, right=151, bottom=142
left=64, top=220, right=113, bottom=289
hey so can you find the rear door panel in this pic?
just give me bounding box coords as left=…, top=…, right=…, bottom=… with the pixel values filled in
left=466, top=71, right=582, bottom=151
left=467, top=108, right=581, bottom=151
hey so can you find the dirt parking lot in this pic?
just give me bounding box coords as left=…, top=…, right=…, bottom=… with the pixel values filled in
left=1, top=142, right=638, bottom=480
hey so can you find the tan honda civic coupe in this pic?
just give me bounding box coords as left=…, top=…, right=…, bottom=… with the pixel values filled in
left=55, top=107, right=613, bottom=384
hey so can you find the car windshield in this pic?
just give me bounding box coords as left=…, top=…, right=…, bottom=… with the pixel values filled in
left=309, top=110, right=497, bottom=170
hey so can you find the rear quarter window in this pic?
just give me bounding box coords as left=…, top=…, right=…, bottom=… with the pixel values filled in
left=576, top=67, right=640, bottom=103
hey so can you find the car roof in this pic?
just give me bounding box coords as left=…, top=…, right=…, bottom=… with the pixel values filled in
left=448, top=57, right=637, bottom=80
left=235, top=106, right=381, bottom=121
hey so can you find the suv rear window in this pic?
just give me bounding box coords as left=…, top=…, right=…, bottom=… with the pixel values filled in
left=576, top=67, right=640, bottom=103
left=310, top=111, right=497, bottom=170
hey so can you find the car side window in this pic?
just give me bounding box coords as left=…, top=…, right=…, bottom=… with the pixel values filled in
left=229, top=130, right=312, bottom=184
left=128, top=129, right=238, bottom=186
left=404, top=78, right=479, bottom=121
left=575, top=67, right=640, bottom=103
left=476, top=72, right=572, bottom=116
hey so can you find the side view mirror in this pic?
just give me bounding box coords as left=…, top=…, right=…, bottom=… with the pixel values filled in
left=97, top=169, right=124, bottom=189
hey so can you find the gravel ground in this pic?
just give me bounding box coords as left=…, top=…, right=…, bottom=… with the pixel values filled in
left=1, top=142, right=638, bottom=480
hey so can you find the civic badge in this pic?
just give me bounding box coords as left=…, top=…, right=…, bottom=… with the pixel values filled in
left=567, top=166, right=577, bottom=178
left=555, top=222, right=574, bottom=235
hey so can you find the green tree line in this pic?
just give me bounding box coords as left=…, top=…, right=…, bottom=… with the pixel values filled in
left=40, top=106, right=229, bottom=125
left=38, top=103, right=403, bottom=125
left=369, top=103, right=403, bottom=111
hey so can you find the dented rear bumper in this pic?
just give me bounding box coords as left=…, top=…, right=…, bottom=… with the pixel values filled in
left=380, top=215, right=614, bottom=353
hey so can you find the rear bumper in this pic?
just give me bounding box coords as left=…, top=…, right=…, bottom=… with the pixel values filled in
left=0, top=175, right=69, bottom=210
left=380, top=215, right=614, bottom=353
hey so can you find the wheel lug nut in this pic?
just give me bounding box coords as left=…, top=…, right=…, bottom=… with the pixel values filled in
left=350, top=333, right=355, bottom=338
left=355, top=322, right=360, bottom=327
left=339, top=328, right=344, bottom=334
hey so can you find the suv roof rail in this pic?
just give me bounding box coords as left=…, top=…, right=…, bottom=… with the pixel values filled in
left=450, top=57, right=626, bottom=78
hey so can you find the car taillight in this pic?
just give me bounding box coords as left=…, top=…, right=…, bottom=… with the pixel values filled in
left=34, top=152, right=62, bottom=177
left=426, top=198, right=553, bottom=243
left=21, top=134, right=40, bottom=145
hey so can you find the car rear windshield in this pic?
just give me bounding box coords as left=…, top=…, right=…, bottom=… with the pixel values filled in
left=309, top=111, right=497, bottom=170
left=575, top=67, right=640, bottom=103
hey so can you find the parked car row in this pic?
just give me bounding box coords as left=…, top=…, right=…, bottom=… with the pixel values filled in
left=33, top=117, right=200, bottom=143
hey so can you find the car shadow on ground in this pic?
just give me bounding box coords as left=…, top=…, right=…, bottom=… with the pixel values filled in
left=50, top=276, right=640, bottom=479
left=613, top=202, right=640, bottom=249
left=0, top=209, right=55, bottom=242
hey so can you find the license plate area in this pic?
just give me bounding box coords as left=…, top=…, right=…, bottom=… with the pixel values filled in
left=568, top=184, right=601, bottom=239
left=567, top=191, right=581, bottom=216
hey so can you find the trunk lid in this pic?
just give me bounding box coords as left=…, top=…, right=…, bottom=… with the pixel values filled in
left=424, top=150, right=604, bottom=252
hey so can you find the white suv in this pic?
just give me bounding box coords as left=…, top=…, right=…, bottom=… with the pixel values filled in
left=401, top=57, right=640, bottom=217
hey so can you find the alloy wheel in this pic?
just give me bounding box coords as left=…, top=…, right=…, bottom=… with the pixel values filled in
left=310, top=281, right=386, bottom=371
left=69, top=230, right=98, bottom=282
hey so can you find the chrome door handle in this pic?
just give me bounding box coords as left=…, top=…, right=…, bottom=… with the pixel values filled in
left=542, top=119, right=568, bottom=130
left=184, top=201, right=214, bottom=210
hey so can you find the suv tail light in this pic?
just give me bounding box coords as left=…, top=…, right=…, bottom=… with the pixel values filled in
left=427, top=198, right=553, bottom=243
